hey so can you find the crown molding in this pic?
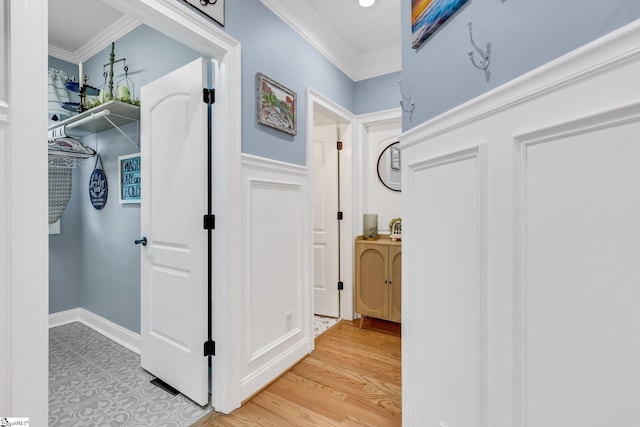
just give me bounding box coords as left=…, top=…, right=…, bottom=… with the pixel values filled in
left=48, top=44, right=77, bottom=63
left=260, top=0, right=399, bottom=82
left=48, top=15, right=141, bottom=63
left=355, top=45, right=402, bottom=81
left=75, top=15, right=141, bottom=62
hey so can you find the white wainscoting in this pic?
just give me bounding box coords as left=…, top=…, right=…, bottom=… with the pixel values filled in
left=513, top=104, right=640, bottom=426
left=405, top=145, right=487, bottom=427
left=239, top=154, right=312, bottom=401
left=401, top=20, right=640, bottom=427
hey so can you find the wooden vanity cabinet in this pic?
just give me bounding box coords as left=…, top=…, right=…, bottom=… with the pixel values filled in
left=355, top=235, right=401, bottom=326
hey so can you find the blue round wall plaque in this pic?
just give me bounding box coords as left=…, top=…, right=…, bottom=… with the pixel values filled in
left=89, top=168, right=108, bottom=210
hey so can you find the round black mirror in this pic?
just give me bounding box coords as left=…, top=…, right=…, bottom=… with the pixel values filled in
left=377, top=141, right=401, bottom=192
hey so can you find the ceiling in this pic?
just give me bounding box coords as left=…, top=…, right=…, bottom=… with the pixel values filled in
left=48, top=0, right=400, bottom=82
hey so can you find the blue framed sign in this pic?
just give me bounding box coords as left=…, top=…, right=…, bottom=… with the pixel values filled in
left=89, top=154, right=108, bottom=210
left=89, top=168, right=108, bottom=209
left=118, top=153, right=141, bottom=204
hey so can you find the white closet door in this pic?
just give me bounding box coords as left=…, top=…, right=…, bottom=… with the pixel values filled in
left=312, top=123, right=340, bottom=317
left=139, top=57, right=210, bottom=406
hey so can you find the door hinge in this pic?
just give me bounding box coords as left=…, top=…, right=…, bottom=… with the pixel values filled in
left=337, top=211, right=343, bottom=220
left=203, top=88, right=216, bottom=105
left=337, top=281, right=344, bottom=291
left=203, top=214, right=216, bottom=230
left=337, top=140, right=343, bottom=151
left=204, top=340, right=215, bottom=356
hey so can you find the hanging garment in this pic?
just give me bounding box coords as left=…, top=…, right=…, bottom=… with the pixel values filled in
left=48, top=159, right=72, bottom=224
left=48, top=136, right=96, bottom=159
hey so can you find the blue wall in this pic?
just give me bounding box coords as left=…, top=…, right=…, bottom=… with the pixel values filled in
left=354, top=71, right=402, bottom=115
left=49, top=157, right=84, bottom=313
left=224, top=0, right=355, bottom=166
left=82, top=25, right=201, bottom=104
left=49, top=56, right=83, bottom=314
left=401, top=0, right=640, bottom=130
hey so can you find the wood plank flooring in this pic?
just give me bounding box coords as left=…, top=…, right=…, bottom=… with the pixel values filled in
left=194, top=318, right=401, bottom=426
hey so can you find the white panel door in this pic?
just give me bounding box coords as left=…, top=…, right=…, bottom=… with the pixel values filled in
left=312, top=124, right=340, bottom=317
left=140, top=57, right=209, bottom=406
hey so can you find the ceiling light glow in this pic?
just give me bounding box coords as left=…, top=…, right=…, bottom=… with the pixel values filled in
left=359, top=0, right=375, bottom=7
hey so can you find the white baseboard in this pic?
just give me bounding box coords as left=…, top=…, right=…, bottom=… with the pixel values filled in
left=240, top=338, right=309, bottom=400
left=49, top=308, right=141, bottom=354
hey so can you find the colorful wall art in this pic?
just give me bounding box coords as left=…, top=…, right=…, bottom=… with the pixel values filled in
left=257, top=73, right=297, bottom=136
left=412, top=0, right=468, bottom=49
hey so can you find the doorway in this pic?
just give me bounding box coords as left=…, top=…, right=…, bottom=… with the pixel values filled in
left=308, top=90, right=355, bottom=322
left=38, top=0, right=241, bottom=419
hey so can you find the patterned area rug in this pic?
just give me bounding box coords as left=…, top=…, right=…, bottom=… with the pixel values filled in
left=313, top=315, right=339, bottom=338
left=49, top=322, right=211, bottom=426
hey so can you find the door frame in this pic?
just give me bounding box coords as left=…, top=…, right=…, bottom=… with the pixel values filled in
left=2, top=1, right=49, bottom=424
left=355, top=107, right=403, bottom=231
left=7, top=0, right=243, bottom=418
left=88, top=0, right=244, bottom=414
left=307, top=89, right=355, bottom=321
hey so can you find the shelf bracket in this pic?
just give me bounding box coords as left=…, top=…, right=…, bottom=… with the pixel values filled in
left=101, top=113, right=139, bottom=148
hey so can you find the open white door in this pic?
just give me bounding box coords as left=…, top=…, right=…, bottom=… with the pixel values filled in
left=312, top=121, right=340, bottom=317
left=139, top=57, right=210, bottom=406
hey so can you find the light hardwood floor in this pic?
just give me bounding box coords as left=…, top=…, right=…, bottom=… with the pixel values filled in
left=194, top=318, right=401, bottom=426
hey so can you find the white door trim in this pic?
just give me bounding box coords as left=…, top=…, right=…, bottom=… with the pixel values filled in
left=104, top=0, right=243, bottom=413
left=306, top=89, right=355, bottom=321
left=352, top=108, right=402, bottom=315
left=2, top=1, right=49, bottom=424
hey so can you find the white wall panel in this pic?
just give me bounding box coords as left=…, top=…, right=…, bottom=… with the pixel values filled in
left=248, top=180, right=303, bottom=357
left=402, top=21, right=640, bottom=427
left=407, top=147, right=487, bottom=427
left=515, top=108, right=640, bottom=426
left=240, top=155, right=312, bottom=400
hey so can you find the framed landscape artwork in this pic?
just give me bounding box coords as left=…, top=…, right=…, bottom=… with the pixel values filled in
left=412, top=0, right=468, bottom=49
left=257, top=73, right=297, bottom=136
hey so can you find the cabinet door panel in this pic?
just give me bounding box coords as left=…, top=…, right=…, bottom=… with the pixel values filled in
left=389, top=246, right=402, bottom=322
left=356, top=244, right=388, bottom=318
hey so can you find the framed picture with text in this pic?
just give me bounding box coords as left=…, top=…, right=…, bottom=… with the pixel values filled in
left=118, top=153, right=141, bottom=204
left=181, top=0, right=224, bottom=26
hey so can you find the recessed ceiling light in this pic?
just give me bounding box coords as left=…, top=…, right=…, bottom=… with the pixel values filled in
left=359, top=0, right=375, bottom=7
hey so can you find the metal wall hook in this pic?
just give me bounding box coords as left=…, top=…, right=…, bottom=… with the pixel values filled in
left=467, top=22, right=491, bottom=71
left=398, top=80, right=415, bottom=121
